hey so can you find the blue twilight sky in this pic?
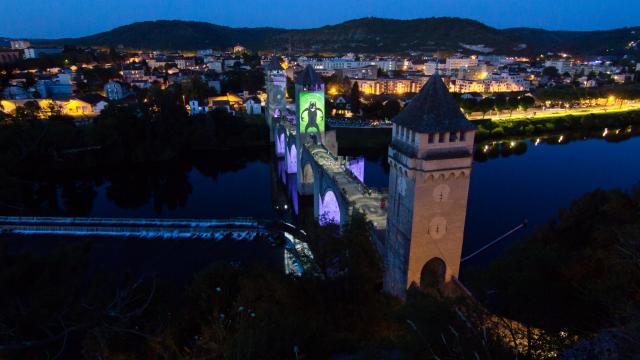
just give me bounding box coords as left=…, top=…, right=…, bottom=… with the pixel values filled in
left=1, top=0, right=639, bottom=39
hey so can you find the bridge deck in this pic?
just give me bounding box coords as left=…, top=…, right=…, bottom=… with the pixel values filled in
left=306, top=143, right=388, bottom=230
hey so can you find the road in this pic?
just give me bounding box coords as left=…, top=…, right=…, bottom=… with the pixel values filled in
left=467, top=102, right=640, bottom=122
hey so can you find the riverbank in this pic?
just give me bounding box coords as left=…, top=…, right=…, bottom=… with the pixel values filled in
left=474, top=109, right=640, bottom=142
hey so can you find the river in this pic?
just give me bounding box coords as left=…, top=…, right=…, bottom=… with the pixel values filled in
left=5, top=130, right=640, bottom=276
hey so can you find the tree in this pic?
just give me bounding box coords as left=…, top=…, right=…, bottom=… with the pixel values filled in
left=543, top=66, right=560, bottom=78
left=350, top=81, right=361, bottom=116
left=477, top=97, right=495, bottom=119
left=286, top=76, right=295, bottom=99
left=518, top=95, right=535, bottom=112
left=507, top=96, right=519, bottom=116
left=182, top=75, right=210, bottom=102
left=460, top=97, right=477, bottom=116
left=381, top=99, right=401, bottom=119
left=493, top=94, right=508, bottom=115
left=468, top=187, right=640, bottom=353
left=362, top=99, right=384, bottom=119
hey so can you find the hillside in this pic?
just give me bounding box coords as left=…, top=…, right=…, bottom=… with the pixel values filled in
left=28, top=17, right=640, bottom=55
left=266, top=17, right=519, bottom=53
left=46, top=20, right=287, bottom=50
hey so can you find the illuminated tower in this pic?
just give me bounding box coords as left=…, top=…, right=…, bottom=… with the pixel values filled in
left=385, top=73, right=476, bottom=297
left=265, top=56, right=288, bottom=142
left=295, top=65, right=325, bottom=194
left=295, top=65, right=325, bottom=146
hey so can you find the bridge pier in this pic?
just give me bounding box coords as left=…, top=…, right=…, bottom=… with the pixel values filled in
left=285, top=143, right=297, bottom=174
left=275, top=129, right=286, bottom=157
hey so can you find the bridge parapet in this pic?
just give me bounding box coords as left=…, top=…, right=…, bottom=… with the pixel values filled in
left=302, top=142, right=388, bottom=230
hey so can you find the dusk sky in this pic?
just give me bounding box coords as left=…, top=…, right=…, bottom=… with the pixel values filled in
left=1, top=0, right=639, bottom=38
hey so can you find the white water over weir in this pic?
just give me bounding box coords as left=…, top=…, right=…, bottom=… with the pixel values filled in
left=0, top=216, right=309, bottom=248
left=0, top=216, right=315, bottom=276
left=0, top=216, right=265, bottom=236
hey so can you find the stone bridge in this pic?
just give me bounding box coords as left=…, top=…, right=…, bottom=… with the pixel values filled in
left=274, top=121, right=387, bottom=231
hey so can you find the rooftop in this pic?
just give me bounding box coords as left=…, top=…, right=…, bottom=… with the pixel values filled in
left=295, top=65, right=323, bottom=86
left=391, top=73, right=475, bottom=133
left=266, top=56, right=284, bottom=71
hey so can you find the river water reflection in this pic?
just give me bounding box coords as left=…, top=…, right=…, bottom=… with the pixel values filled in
left=6, top=132, right=640, bottom=274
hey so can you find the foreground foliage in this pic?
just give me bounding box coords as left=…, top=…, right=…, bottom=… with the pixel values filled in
left=0, top=215, right=514, bottom=359
left=469, top=187, right=640, bottom=358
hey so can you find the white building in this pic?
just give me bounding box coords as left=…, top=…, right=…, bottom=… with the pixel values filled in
left=197, top=49, right=214, bottom=57
left=207, top=61, right=223, bottom=73
left=35, top=73, right=73, bottom=99
left=175, top=57, right=196, bottom=70
left=245, top=97, right=262, bottom=115
left=104, top=81, right=131, bottom=100
left=188, top=100, right=208, bottom=115
left=544, top=59, right=572, bottom=74
left=297, top=57, right=404, bottom=73
left=446, top=57, right=479, bottom=71
left=10, top=40, right=30, bottom=50
left=23, top=48, right=36, bottom=59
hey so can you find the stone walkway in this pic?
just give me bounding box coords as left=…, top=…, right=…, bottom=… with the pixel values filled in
left=306, top=142, right=388, bottom=230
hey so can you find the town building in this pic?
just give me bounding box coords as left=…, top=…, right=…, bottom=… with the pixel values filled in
left=245, top=97, right=262, bottom=115
left=233, top=44, right=246, bottom=54
left=35, top=73, right=74, bottom=100
left=22, top=47, right=63, bottom=59
left=10, top=40, right=30, bottom=49
left=446, top=57, right=479, bottom=72
left=336, top=65, right=378, bottom=80
left=175, top=56, right=197, bottom=70
left=357, top=76, right=430, bottom=95
left=120, top=64, right=146, bottom=83
left=0, top=50, right=22, bottom=64
left=104, top=81, right=132, bottom=100
left=544, top=59, right=573, bottom=74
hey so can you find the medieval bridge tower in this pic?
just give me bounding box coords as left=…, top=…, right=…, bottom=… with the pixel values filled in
left=385, top=73, right=476, bottom=297
left=265, top=56, right=288, bottom=143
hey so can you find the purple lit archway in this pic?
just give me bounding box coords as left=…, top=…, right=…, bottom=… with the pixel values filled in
left=287, top=144, right=297, bottom=174
left=319, top=190, right=341, bottom=225
left=347, top=156, right=365, bottom=183
left=276, top=132, right=285, bottom=155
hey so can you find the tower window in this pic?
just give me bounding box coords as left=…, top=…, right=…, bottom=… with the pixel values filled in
left=428, top=133, right=434, bottom=143
left=439, top=133, right=445, bottom=143
left=460, top=131, right=466, bottom=141
left=411, top=131, right=416, bottom=144
left=449, top=132, right=457, bottom=142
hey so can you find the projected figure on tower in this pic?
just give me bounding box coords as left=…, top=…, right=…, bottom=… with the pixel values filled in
left=301, top=101, right=323, bottom=134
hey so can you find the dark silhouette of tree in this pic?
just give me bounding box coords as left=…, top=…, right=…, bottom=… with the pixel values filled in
left=477, top=97, right=495, bottom=118
left=350, top=81, right=361, bottom=115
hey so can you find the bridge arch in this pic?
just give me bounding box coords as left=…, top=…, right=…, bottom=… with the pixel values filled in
left=318, top=189, right=341, bottom=226
left=303, top=163, right=314, bottom=184
left=420, top=257, right=447, bottom=289
left=275, top=131, right=286, bottom=157
left=298, top=147, right=319, bottom=195
left=286, top=143, right=297, bottom=174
